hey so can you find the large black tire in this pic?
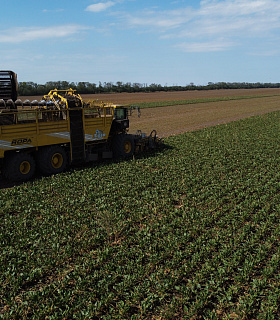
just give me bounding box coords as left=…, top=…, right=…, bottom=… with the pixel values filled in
left=3, top=152, right=36, bottom=182
left=37, top=145, right=67, bottom=176
left=112, top=134, right=135, bottom=158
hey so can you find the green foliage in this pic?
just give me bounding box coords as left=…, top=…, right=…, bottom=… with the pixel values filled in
left=18, top=80, right=280, bottom=96
left=1, top=112, right=280, bottom=319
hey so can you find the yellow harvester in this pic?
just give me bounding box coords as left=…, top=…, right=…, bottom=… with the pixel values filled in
left=0, top=71, right=162, bottom=181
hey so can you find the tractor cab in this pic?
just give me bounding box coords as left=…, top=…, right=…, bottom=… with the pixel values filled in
left=110, top=105, right=130, bottom=133
left=114, top=106, right=128, bottom=120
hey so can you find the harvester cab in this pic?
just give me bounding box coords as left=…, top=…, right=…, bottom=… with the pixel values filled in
left=110, top=105, right=130, bottom=133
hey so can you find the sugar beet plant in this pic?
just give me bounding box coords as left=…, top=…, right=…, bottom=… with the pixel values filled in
left=1, top=112, right=280, bottom=319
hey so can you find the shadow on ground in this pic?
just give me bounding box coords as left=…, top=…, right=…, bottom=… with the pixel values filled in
left=0, top=144, right=172, bottom=190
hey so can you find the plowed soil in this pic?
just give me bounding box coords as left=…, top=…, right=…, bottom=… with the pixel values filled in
left=20, top=88, right=280, bottom=137
left=129, top=95, right=280, bottom=137
left=81, top=88, right=280, bottom=104
left=84, top=88, right=280, bottom=137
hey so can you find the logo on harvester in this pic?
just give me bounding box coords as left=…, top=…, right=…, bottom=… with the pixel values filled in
left=94, top=130, right=106, bottom=140
left=11, top=138, right=32, bottom=146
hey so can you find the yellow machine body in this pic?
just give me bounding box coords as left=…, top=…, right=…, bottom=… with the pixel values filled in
left=0, top=106, right=114, bottom=158
left=0, top=82, right=162, bottom=182
left=0, top=89, right=116, bottom=160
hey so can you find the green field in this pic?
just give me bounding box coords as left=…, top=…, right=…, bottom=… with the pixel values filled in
left=1, top=111, right=280, bottom=319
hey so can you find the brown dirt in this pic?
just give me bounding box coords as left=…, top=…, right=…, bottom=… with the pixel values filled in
left=128, top=95, right=280, bottom=137
left=19, top=88, right=280, bottom=137
left=21, top=88, right=280, bottom=104
left=83, top=88, right=280, bottom=104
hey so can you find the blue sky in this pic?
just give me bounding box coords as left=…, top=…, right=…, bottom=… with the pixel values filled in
left=1, top=0, right=280, bottom=85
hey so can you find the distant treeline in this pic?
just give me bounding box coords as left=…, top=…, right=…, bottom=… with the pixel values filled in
left=18, top=81, right=280, bottom=96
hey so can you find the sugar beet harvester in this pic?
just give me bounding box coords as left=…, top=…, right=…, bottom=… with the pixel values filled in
left=0, top=71, right=162, bottom=182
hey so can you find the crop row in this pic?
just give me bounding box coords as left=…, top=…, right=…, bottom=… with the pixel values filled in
left=1, top=112, right=280, bottom=319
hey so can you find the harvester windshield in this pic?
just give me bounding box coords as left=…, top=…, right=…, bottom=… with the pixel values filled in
left=114, top=107, right=127, bottom=120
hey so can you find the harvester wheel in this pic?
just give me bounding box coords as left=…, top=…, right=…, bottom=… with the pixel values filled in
left=113, top=134, right=135, bottom=158
left=37, top=146, right=67, bottom=176
left=4, top=152, right=36, bottom=182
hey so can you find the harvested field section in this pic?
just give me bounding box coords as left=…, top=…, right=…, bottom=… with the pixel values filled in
left=20, top=88, right=280, bottom=105
left=20, top=89, right=280, bottom=137
left=129, top=95, right=280, bottom=137
left=81, top=88, right=280, bottom=104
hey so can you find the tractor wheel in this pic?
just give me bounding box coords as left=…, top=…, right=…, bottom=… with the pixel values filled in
left=4, top=152, right=36, bottom=182
left=37, top=146, right=67, bottom=176
left=112, top=134, right=135, bottom=158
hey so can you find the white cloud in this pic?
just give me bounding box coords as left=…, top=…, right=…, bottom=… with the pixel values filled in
left=199, top=0, right=275, bottom=17
left=176, top=40, right=237, bottom=52
left=193, top=0, right=280, bottom=37
left=127, top=16, right=184, bottom=29
left=0, top=25, right=89, bottom=43
left=125, top=7, right=194, bottom=30
left=42, top=9, right=64, bottom=13
left=86, top=1, right=116, bottom=13
left=122, top=0, right=280, bottom=52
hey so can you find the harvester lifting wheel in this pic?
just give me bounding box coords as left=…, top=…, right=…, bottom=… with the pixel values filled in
left=113, top=133, right=135, bottom=158
left=37, top=145, right=67, bottom=176
left=3, top=152, right=36, bottom=182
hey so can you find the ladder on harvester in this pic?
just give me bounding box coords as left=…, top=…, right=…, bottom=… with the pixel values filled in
left=68, top=98, right=86, bottom=164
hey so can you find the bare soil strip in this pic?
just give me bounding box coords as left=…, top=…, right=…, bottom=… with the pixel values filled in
left=128, top=95, right=280, bottom=137
left=20, top=88, right=280, bottom=137
left=80, top=88, right=280, bottom=104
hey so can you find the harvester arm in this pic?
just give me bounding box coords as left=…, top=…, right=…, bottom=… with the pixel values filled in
left=129, top=105, right=141, bottom=118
